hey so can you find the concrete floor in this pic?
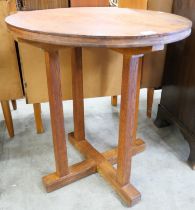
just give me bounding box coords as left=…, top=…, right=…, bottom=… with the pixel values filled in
left=0, top=89, right=195, bottom=210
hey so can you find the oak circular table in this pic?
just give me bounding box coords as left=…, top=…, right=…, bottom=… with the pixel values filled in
left=6, top=7, right=192, bottom=207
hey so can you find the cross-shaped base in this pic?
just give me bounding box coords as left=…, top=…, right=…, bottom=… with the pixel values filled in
left=43, top=132, right=145, bottom=206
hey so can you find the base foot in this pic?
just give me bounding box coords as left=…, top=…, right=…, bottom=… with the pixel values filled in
left=97, top=157, right=141, bottom=206
left=188, top=160, right=195, bottom=170
left=188, top=141, right=195, bottom=170
left=154, top=105, right=172, bottom=128
left=43, top=159, right=96, bottom=192
left=154, top=118, right=170, bottom=128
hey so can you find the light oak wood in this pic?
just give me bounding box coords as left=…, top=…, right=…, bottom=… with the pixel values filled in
left=15, top=1, right=186, bottom=123
left=6, top=8, right=191, bottom=48
left=16, top=0, right=167, bottom=107
left=70, top=0, right=117, bottom=118
left=142, top=0, right=174, bottom=89
left=112, top=0, right=146, bottom=113
left=71, top=47, right=85, bottom=141
left=71, top=0, right=109, bottom=7
left=6, top=7, right=192, bottom=207
left=147, top=88, right=154, bottom=118
left=33, top=103, right=44, bottom=133
left=133, top=58, right=143, bottom=146
left=43, top=132, right=145, bottom=193
left=111, top=96, right=118, bottom=106
left=68, top=45, right=145, bottom=205
left=18, top=0, right=69, bottom=10
left=0, top=1, right=23, bottom=139
left=18, top=43, right=122, bottom=103
left=68, top=45, right=144, bottom=205
left=116, top=0, right=169, bottom=119
left=1, top=100, right=14, bottom=138
left=14, top=0, right=182, bottom=139
left=118, top=0, right=148, bottom=9
left=45, top=49, right=69, bottom=177
left=68, top=133, right=144, bottom=206
left=0, top=1, right=23, bottom=101
left=7, top=0, right=17, bottom=14
left=148, top=0, right=173, bottom=13
left=117, top=54, right=142, bottom=186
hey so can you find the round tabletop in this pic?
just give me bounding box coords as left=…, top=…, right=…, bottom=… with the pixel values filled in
left=5, top=7, right=192, bottom=48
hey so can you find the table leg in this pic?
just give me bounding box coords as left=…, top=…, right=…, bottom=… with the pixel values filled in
left=11, top=100, right=17, bottom=110
left=33, top=103, right=44, bottom=134
left=117, top=55, right=142, bottom=186
left=147, top=88, right=154, bottom=118
left=44, top=50, right=69, bottom=177
left=41, top=46, right=145, bottom=206
left=71, top=47, right=85, bottom=141
left=42, top=48, right=128, bottom=192
left=1, top=100, right=14, bottom=138
left=111, top=96, right=118, bottom=106
left=68, top=49, right=144, bottom=206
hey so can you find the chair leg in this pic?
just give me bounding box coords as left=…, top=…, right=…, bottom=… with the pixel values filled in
left=111, top=96, right=118, bottom=106
left=1, top=100, right=14, bottom=138
left=147, top=88, right=154, bottom=118
left=11, top=100, right=17, bottom=110
left=33, top=103, right=44, bottom=134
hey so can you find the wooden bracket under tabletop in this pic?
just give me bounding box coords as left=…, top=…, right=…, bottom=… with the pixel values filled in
left=111, top=45, right=164, bottom=55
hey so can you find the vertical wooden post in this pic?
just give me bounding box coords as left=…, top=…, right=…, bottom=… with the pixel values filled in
left=111, top=96, right=118, bottom=106
left=33, top=103, right=44, bottom=134
left=11, top=100, right=17, bottom=110
left=1, top=100, right=14, bottom=138
left=117, top=54, right=142, bottom=186
left=118, top=0, right=148, bottom=9
left=147, top=88, right=154, bottom=118
left=71, top=47, right=85, bottom=141
left=45, top=49, right=69, bottom=177
left=133, top=57, right=143, bottom=144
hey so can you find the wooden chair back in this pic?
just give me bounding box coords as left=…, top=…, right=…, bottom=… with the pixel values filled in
left=17, top=0, right=69, bottom=10
left=118, top=0, right=147, bottom=9
left=70, top=0, right=109, bottom=7
left=0, top=0, right=23, bottom=101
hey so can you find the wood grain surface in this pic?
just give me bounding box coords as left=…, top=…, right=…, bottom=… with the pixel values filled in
left=5, top=7, right=192, bottom=47
left=118, top=0, right=148, bottom=9
left=70, top=0, right=109, bottom=7
left=18, top=0, right=69, bottom=10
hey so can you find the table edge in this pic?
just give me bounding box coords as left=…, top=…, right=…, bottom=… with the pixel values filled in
left=6, top=23, right=191, bottom=48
